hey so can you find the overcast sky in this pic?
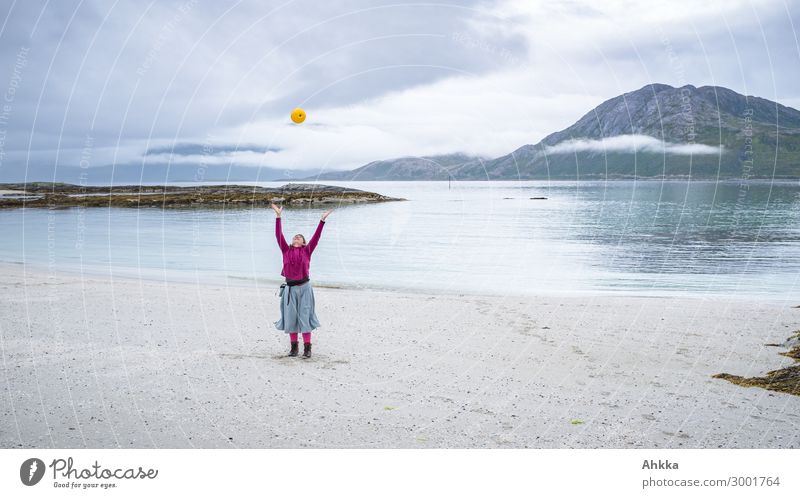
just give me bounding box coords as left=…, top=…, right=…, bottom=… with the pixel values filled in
left=0, top=0, right=798, bottom=177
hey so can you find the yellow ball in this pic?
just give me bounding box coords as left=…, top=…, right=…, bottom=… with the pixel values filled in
left=290, top=108, right=306, bottom=124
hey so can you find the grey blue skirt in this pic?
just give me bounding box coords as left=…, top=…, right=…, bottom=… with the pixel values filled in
left=274, top=281, right=321, bottom=333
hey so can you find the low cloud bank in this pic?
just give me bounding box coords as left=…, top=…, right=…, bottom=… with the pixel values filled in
left=542, top=135, right=724, bottom=156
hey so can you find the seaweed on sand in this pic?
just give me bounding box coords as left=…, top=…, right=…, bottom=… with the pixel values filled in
left=712, top=331, right=800, bottom=396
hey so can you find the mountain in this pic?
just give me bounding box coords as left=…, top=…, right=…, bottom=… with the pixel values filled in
left=299, top=153, right=484, bottom=181
left=310, top=84, right=800, bottom=180
left=0, top=163, right=318, bottom=183
left=482, top=83, right=800, bottom=179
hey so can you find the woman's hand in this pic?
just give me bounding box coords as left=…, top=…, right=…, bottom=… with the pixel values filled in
left=270, top=203, right=283, bottom=217
left=321, top=208, right=333, bottom=221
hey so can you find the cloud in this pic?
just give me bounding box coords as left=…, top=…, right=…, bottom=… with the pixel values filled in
left=223, top=70, right=603, bottom=170
left=0, top=0, right=797, bottom=179
left=145, top=143, right=280, bottom=156
left=542, top=135, right=724, bottom=156
left=213, top=0, right=797, bottom=171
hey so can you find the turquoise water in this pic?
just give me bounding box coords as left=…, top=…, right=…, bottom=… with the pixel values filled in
left=1, top=180, right=799, bottom=300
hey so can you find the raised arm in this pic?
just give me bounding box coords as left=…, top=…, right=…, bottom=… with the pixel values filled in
left=275, top=218, right=289, bottom=252
left=306, top=209, right=333, bottom=256
left=305, top=220, right=325, bottom=255
left=271, top=203, right=288, bottom=252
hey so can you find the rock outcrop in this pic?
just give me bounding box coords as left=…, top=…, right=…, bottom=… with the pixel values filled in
left=0, top=182, right=405, bottom=209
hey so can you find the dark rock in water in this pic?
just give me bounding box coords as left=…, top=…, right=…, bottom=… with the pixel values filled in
left=713, top=331, right=800, bottom=397
left=0, top=182, right=405, bottom=209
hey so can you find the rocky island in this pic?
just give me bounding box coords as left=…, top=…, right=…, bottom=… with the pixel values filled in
left=0, top=182, right=405, bottom=209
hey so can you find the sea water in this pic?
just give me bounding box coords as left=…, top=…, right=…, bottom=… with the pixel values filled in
left=1, top=180, right=799, bottom=301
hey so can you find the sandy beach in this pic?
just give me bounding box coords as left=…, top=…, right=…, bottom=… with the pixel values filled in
left=1, top=262, right=798, bottom=449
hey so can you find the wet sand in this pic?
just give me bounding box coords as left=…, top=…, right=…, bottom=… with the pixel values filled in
left=1, top=262, right=798, bottom=448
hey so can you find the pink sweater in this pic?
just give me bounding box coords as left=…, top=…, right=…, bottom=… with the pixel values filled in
left=276, top=217, right=325, bottom=280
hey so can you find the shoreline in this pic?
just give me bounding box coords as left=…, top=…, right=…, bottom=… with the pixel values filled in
left=1, top=261, right=799, bottom=448
left=0, top=259, right=793, bottom=306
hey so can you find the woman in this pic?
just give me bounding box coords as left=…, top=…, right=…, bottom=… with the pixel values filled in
left=271, top=203, right=333, bottom=358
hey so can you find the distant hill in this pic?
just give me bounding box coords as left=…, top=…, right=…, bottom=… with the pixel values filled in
left=0, top=162, right=318, bottom=184
left=299, top=153, right=485, bottom=181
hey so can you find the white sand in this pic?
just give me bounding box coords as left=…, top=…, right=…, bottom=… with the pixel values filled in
left=1, top=262, right=798, bottom=448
